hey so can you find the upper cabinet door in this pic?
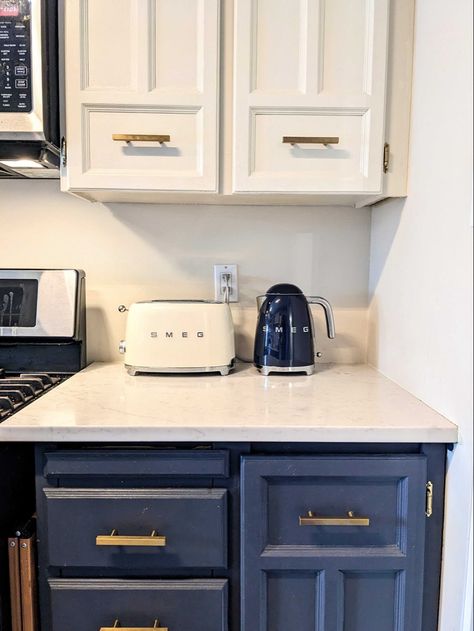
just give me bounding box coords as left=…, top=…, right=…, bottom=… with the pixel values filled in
left=233, top=0, right=390, bottom=194
left=63, top=0, right=220, bottom=193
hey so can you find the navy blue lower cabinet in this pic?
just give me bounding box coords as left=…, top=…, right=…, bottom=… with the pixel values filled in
left=48, top=579, right=228, bottom=631
left=35, top=445, right=445, bottom=631
left=241, top=456, right=428, bottom=631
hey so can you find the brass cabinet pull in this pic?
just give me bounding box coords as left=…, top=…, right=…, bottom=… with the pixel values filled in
left=96, top=529, right=167, bottom=547
left=299, top=511, right=370, bottom=527
left=100, top=619, right=168, bottom=631
left=112, top=134, right=171, bottom=144
left=283, top=136, right=339, bottom=146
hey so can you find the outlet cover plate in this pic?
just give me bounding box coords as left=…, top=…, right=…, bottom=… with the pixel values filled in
left=214, top=264, right=239, bottom=303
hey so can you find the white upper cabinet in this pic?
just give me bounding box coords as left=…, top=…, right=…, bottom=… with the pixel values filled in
left=62, top=0, right=414, bottom=206
left=62, top=0, right=220, bottom=193
left=233, top=0, right=390, bottom=194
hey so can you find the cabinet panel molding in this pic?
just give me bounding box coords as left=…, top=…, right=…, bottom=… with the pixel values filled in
left=43, top=487, right=228, bottom=570
left=250, top=0, right=310, bottom=95
left=248, top=108, right=372, bottom=192
left=241, top=455, right=427, bottom=631
left=43, top=449, right=230, bottom=480
left=80, top=0, right=141, bottom=92
left=149, top=0, right=205, bottom=94
left=265, top=571, right=325, bottom=631
left=343, top=571, right=405, bottom=631
left=233, top=0, right=390, bottom=194
left=63, top=0, right=220, bottom=193
left=81, top=104, right=206, bottom=186
left=48, top=579, right=228, bottom=631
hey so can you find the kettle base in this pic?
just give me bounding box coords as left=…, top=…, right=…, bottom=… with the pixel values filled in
left=258, top=364, right=315, bottom=376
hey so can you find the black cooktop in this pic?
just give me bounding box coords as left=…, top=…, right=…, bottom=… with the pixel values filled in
left=0, top=369, right=68, bottom=421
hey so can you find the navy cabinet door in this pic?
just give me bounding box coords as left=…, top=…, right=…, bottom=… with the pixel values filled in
left=241, top=456, right=428, bottom=631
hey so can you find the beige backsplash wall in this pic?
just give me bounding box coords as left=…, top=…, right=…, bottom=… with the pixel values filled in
left=0, top=180, right=370, bottom=363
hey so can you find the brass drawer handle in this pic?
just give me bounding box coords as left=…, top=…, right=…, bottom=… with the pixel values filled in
left=283, top=136, right=339, bottom=146
left=100, top=619, right=168, bottom=631
left=96, top=529, right=167, bottom=547
left=112, top=134, right=171, bottom=144
left=299, top=511, right=370, bottom=527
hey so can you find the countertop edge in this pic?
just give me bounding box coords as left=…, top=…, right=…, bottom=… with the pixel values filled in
left=0, top=362, right=459, bottom=444
left=0, top=426, right=459, bottom=444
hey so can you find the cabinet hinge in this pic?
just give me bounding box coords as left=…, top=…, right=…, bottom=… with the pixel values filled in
left=383, top=143, right=390, bottom=173
left=426, top=481, right=433, bottom=518
left=60, top=137, right=67, bottom=168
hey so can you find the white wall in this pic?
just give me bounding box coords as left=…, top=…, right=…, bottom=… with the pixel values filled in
left=0, top=180, right=370, bottom=363
left=368, top=0, right=473, bottom=629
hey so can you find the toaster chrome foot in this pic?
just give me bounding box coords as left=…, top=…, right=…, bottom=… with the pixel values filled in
left=125, top=363, right=235, bottom=376
left=258, top=365, right=315, bottom=376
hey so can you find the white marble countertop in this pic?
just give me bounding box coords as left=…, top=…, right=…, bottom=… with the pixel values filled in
left=0, top=362, right=458, bottom=443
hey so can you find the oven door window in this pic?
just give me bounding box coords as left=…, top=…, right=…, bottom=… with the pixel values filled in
left=0, top=280, right=38, bottom=327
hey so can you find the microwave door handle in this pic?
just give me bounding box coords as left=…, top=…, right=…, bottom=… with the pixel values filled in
left=306, top=297, right=336, bottom=339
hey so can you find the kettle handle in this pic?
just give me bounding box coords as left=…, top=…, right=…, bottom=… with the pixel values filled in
left=306, top=296, right=336, bottom=339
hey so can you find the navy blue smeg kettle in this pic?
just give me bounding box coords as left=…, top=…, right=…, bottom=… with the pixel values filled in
left=254, top=283, right=336, bottom=376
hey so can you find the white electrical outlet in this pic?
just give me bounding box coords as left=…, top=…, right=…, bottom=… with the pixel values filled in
left=214, top=264, right=239, bottom=303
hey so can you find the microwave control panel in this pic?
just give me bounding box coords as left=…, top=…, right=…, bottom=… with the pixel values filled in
left=0, top=0, right=32, bottom=113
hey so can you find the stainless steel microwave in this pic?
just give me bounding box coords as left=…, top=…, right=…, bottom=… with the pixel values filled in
left=0, top=0, right=59, bottom=178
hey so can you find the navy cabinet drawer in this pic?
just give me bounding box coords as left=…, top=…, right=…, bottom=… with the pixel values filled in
left=44, top=449, right=229, bottom=480
left=242, top=455, right=427, bottom=553
left=43, top=488, right=227, bottom=570
left=49, top=579, right=228, bottom=631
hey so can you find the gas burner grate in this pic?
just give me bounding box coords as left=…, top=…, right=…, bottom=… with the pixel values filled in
left=0, top=372, right=68, bottom=422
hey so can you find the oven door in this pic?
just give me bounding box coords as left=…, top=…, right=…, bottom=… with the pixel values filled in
left=0, top=270, right=80, bottom=338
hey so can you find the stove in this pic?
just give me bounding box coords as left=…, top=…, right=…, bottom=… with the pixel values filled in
left=0, top=370, right=68, bottom=421
left=0, top=269, right=86, bottom=627
left=0, top=269, right=87, bottom=422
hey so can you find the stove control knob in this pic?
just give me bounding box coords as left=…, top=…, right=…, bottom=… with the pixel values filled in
left=119, top=340, right=126, bottom=354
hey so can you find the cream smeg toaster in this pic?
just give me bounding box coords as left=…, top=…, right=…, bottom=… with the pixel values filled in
left=119, top=300, right=236, bottom=376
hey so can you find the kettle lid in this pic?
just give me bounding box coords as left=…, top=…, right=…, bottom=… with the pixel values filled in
left=266, top=283, right=304, bottom=295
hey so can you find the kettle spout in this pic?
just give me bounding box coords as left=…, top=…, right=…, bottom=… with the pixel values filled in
left=307, top=296, right=336, bottom=339
left=256, top=295, right=266, bottom=311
